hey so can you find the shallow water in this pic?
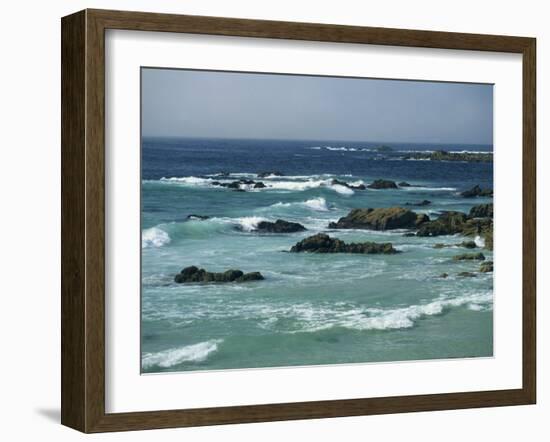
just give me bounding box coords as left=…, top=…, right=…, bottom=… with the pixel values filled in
left=141, top=138, right=493, bottom=373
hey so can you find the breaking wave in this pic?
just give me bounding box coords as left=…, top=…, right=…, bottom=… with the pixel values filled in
left=142, top=339, right=223, bottom=369
left=142, top=227, right=171, bottom=248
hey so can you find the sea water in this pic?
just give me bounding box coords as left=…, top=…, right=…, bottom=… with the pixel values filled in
left=141, top=138, right=493, bottom=373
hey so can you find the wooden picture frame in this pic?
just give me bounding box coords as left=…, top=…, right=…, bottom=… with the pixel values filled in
left=61, top=8, right=536, bottom=433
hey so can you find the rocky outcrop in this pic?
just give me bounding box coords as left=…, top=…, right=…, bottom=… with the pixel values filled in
left=480, top=261, right=494, bottom=273
left=401, top=150, right=493, bottom=163
left=255, top=219, right=306, bottom=233
left=290, top=233, right=398, bottom=254
left=452, top=252, right=486, bottom=261
left=174, top=266, right=264, bottom=283
left=367, top=179, right=398, bottom=189
left=331, top=179, right=366, bottom=190
left=433, top=240, right=477, bottom=249
left=460, top=185, right=493, bottom=198
left=253, top=182, right=266, bottom=189
left=328, top=207, right=425, bottom=230
left=416, top=211, right=469, bottom=236
left=469, top=203, right=493, bottom=218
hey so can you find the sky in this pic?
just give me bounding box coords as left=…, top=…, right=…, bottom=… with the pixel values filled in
left=141, top=68, right=493, bottom=145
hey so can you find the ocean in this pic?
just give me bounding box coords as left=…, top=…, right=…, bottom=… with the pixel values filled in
left=141, top=138, right=494, bottom=373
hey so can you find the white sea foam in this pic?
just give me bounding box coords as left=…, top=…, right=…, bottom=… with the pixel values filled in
left=272, top=197, right=329, bottom=211
left=401, top=186, right=457, bottom=191
left=142, top=227, right=171, bottom=248
left=330, top=184, right=354, bottom=195
left=234, top=216, right=268, bottom=232
left=474, top=235, right=486, bottom=247
left=160, top=176, right=212, bottom=186
left=142, top=339, right=222, bottom=369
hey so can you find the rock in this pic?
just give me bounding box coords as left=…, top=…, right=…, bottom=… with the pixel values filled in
left=239, top=179, right=255, bottom=185
left=253, top=182, right=266, bottom=189
left=452, top=252, right=486, bottom=261
left=258, top=171, right=283, bottom=178
left=329, top=207, right=422, bottom=230
left=331, top=179, right=366, bottom=190
left=401, top=150, right=493, bottom=163
left=235, top=271, right=264, bottom=282
left=186, top=214, right=210, bottom=221
left=290, top=233, right=398, bottom=254
left=405, top=200, right=431, bottom=206
left=458, top=272, right=477, bottom=278
left=398, top=181, right=411, bottom=187
left=484, top=230, right=493, bottom=251
left=469, top=203, right=493, bottom=218
left=403, top=232, right=416, bottom=237
left=255, top=219, right=306, bottom=233
left=416, top=211, right=469, bottom=236
left=439, top=273, right=449, bottom=278
left=415, top=213, right=430, bottom=226
left=349, top=183, right=366, bottom=190
left=174, top=266, right=264, bottom=284
left=226, top=181, right=241, bottom=189
left=433, top=240, right=477, bottom=249
left=367, top=179, right=398, bottom=189
left=460, top=218, right=493, bottom=237
left=460, top=185, right=493, bottom=198
left=479, top=261, right=494, bottom=273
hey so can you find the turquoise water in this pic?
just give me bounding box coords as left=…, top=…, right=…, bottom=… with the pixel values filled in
left=141, top=139, right=493, bottom=373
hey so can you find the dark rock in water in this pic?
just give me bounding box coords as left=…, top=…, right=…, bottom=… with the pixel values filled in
left=258, top=171, right=283, bottom=178
left=405, top=200, right=431, bottom=206
left=469, top=203, right=493, bottom=218
left=174, top=266, right=264, bottom=284
left=398, top=181, right=411, bottom=187
left=254, top=182, right=266, bottom=189
left=290, top=233, right=398, bottom=254
left=458, top=272, right=477, bottom=278
left=329, top=207, right=423, bottom=230
left=453, top=252, right=486, bottom=261
left=186, top=214, right=210, bottom=221
left=367, top=179, right=398, bottom=189
left=480, top=261, right=494, bottom=273
left=226, top=181, right=241, bottom=189
left=239, top=179, right=255, bottom=185
left=415, top=213, right=430, bottom=226
left=460, top=185, right=493, bottom=198
left=235, top=271, right=264, bottom=282
left=403, top=232, right=416, bottom=237
left=255, top=219, right=306, bottom=233
left=433, top=240, right=477, bottom=249
left=484, top=230, right=493, bottom=251
left=331, top=179, right=366, bottom=190
left=401, top=150, right=493, bottom=163
left=439, top=273, right=449, bottom=278
left=416, top=211, right=469, bottom=237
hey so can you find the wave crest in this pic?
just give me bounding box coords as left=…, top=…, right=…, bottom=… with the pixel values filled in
left=142, top=339, right=222, bottom=369
left=142, top=227, right=170, bottom=248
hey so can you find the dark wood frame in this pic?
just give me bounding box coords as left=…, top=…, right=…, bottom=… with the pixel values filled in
left=61, top=8, right=536, bottom=433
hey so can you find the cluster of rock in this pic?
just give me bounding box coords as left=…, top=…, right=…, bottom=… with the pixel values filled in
left=439, top=259, right=493, bottom=279
left=401, top=150, right=493, bottom=163
left=290, top=233, right=397, bottom=254
left=452, top=252, right=486, bottom=261
left=433, top=240, right=477, bottom=249
left=328, top=207, right=428, bottom=230
left=174, top=266, right=264, bottom=284
left=210, top=178, right=266, bottom=191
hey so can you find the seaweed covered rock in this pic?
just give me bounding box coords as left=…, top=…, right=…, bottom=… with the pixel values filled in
left=452, top=252, right=486, bottom=261
left=329, top=207, right=423, bottom=230
left=255, top=219, right=306, bottom=233
left=460, top=185, right=493, bottom=198
left=290, top=233, right=397, bottom=254
left=469, top=203, right=493, bottom=218
left=174, top=266, right=264, bottom=283
left=367, top=179, right=398, bottom=189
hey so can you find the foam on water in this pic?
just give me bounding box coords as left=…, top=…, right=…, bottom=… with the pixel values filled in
left=142, top=339, right=223, bottom=369
left=142, top=227, right=171, bottom=248
left=271, top=197, right=329, bottom=212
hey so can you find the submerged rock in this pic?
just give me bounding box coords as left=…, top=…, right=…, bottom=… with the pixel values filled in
left=255, top=219, right=306, bottom=233
left=433, top=240, right=477, bottom=249
left=398, top=181, right=411, bottom=187
left=290, top=233, right=398, bottom=254
left=469, top=203, right=493, bottom=218
left=329, top=207, right=424, bottom=230
left=460, top=185, right=493, bottom=198
left=458, top=271, right=477, bottom=278
left=439, top=273, right=449, bottom=278
left=367, top=179, right=398, bottom=189
left=186, top=214, right=210, bottom=221
left=405, top=200, right=431, bottom=206
left=174, top=266, right=264, bottom=283
left=452, top=252, right=486, bottom=261
left=479, top=261, right=494, bottom=273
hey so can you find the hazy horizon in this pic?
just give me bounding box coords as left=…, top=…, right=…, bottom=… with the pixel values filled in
left=142, top=68, right=493, bottom=145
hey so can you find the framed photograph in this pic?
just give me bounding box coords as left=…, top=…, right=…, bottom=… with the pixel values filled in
left=61, top=9, right=536, bottom=433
